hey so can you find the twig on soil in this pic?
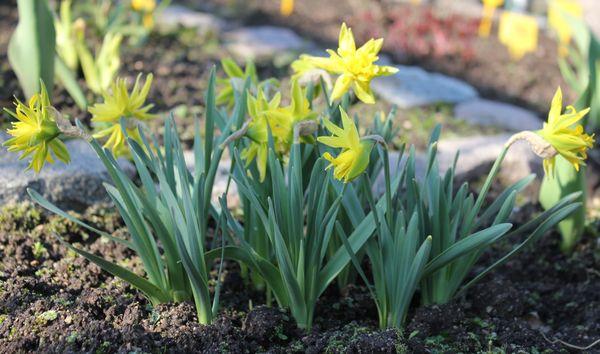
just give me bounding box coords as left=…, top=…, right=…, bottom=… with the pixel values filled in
left=541, top=332, right=600, bottom=351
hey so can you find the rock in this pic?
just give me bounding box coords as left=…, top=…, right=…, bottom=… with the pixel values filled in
left=435, top=134, right=542, bottom=186
left=157, top=5, right=225, bottom=35
left=0, top=134, right=135, bottom=211
left=371, top=66, right=478, bottom=108
left=454, top=99, right=541, bottom=132
left=580, top=0, right=600, bottom=39
left=224, top=26, right=310, bottom=63
left=377, top=134, right=542, bottom=198
left=183, top=151, right=239, bottom=209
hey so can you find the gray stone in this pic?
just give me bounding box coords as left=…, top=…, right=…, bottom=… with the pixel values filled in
left=371, top=66, right=478, bottom=108
left=157, top=5, right=225, bottom=35
left=454, top=99, right=542, bottom=132
left=183, top=151, right=239, bottom=209
left=435, top=134, right=541, bottom=185
left=224, top=26, right=310, bottom=63
left=0, top=134, right=135, bottom=211
left=377, top=134, right=542, bottom=198
left=580, top=0, right=600, bottom=39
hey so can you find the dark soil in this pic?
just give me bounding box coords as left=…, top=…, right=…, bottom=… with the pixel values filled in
left=193, top=0, right=576, bottom=115
left=0, top=202, right=598, bottom=353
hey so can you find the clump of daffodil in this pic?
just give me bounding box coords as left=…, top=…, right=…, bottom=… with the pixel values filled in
left=292, top=23, right=398, bottom=104
left=131, top=0, right=156, bottom=29
left=3, top=82, right=70, bottom=172
left=89, top=73, right=156, bottom=157
left=318, top=107, right=373, bottom=182
left=537, top=87, right=594, bottom=174
left=242, top=80, right=317, bottom=181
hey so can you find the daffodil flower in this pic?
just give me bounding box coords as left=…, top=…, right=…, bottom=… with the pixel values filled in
left=131, top=0, right=156, bottom=29
left=498, top=12, right=539, bottom=60
left=292, top=23, right=398, bottom=104
left=478, top=0, right=504, bottom=37
left=3, top=83, right=70, bottom=172
left=242, top=81, right=317, bottom=181
left=242, top=89, right=285, bottom=181
left=318, top=107, right=373, bottom=182
left=89, top=73, right=156, bottom=157
left=537, top=87, right=594, bottom=175
left=280, top=0, right=294, bottom=17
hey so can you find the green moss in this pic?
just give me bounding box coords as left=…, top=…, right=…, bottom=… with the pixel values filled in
left=66, top=331, right=79, bottom=344
left=0, top=314, right=7, bottom=325
left=324, top=323, right=372, bottom=353
left=0, top=203, right=43, bottom=231
left=32, top=241, right=47, bottom=259
left=36, top=310, right=58, bottom=325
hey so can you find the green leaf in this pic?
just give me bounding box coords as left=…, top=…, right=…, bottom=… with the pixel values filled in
left=423, top=223, right=512, bottom=276
left=55, top=55, right=87, bottom=109
left=9, top=0, right=56, bottom=98
left=539, top=156, right=585, bottom=252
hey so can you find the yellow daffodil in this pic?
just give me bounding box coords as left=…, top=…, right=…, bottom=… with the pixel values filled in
left=280, top=0, right=294, bottom=17
left=537, top=87, right=594, bottom=174
left=3, top=83, right=70, bottom=172
left=242, top=81, right=317, bottom=181
left=318, top=107, right=373, bottom=182
left=548, top=0, right=583, bottom=56
left=479, top=0, right=504, bottom=37
left=131, top=0, right=156, bottom=29
left=89, top=74, right=156, bottom=157
left=292, top=23, right=398, bottom=104
left=498, top=12, right=539, bottom=60
left=242, top=89, right=286, bottom=181
left=131, top=0, right=156, bottom=12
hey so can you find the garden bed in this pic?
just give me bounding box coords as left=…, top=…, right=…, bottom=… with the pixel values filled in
left=1, top=1, right=599, bottom=352
left=0, top=203, right=598, bottom=352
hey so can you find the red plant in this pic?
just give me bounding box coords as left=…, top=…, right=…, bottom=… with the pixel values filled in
left=351, top=5, right=480, bottom=62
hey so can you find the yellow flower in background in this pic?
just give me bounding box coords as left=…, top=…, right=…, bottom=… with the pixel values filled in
left=479, top=0, right=504, bottom=37
left=537, top=87, right=594, bottom=174
left=89, top=74, right=156, bottom=156
left=548, top=0, right=583, bottom=56
left=131, top=0, right=156, bottom=29
left=3, top=83, right=70, bottom=172
left=498, top=12, right=539, bottom=60
left=280, top=0, right=294, bottom=17
left=292, top=23, right=398, bottom=104
left=131, top=0, right=156, bottom=12
left=318, top=107, right=373, bottom=182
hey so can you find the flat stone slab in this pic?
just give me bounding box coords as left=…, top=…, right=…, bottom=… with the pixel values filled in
left=454, top=99, right=542, bottom=132
left=157, top=5, right=225, bottom=34
left=377, top=134, right=542, bottom=198
left=224, top=26, right=310, bottom=63
left=0, top=134, right=135, bottom=211
left=372, top=66, right=478, bottom=108
left=183, top=151, right=239, bottom=209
